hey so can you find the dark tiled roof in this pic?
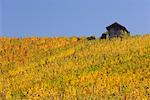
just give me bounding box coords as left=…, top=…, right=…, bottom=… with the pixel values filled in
left=106, top=22, right=129, bottom=33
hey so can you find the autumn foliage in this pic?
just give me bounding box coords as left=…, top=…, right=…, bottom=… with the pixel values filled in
left=0, top=35, right=150, bottom=99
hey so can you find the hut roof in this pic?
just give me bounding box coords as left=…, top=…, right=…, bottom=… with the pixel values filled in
left=106, top=22, right=129, bottom=33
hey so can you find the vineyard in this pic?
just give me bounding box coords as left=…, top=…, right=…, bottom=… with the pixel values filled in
left=0, top=35, right=150, bottom=99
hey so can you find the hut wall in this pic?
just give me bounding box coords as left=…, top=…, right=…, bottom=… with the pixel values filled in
left=109, top=28, right=115, bottom=38
left=109, top=28, right=122, bottom=38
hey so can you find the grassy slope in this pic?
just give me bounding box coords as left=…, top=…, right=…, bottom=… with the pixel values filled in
left=0, top=35, right=150, bottom=99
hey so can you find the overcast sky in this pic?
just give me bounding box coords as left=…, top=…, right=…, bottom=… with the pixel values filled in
left=1, top=0, right=150, bottom=37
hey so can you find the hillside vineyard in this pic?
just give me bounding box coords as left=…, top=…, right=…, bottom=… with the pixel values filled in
left=0, top=35, right=150, bottom=99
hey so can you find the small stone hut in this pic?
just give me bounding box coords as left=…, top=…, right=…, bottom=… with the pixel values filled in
left=101, top=22, right=130, bottom=39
